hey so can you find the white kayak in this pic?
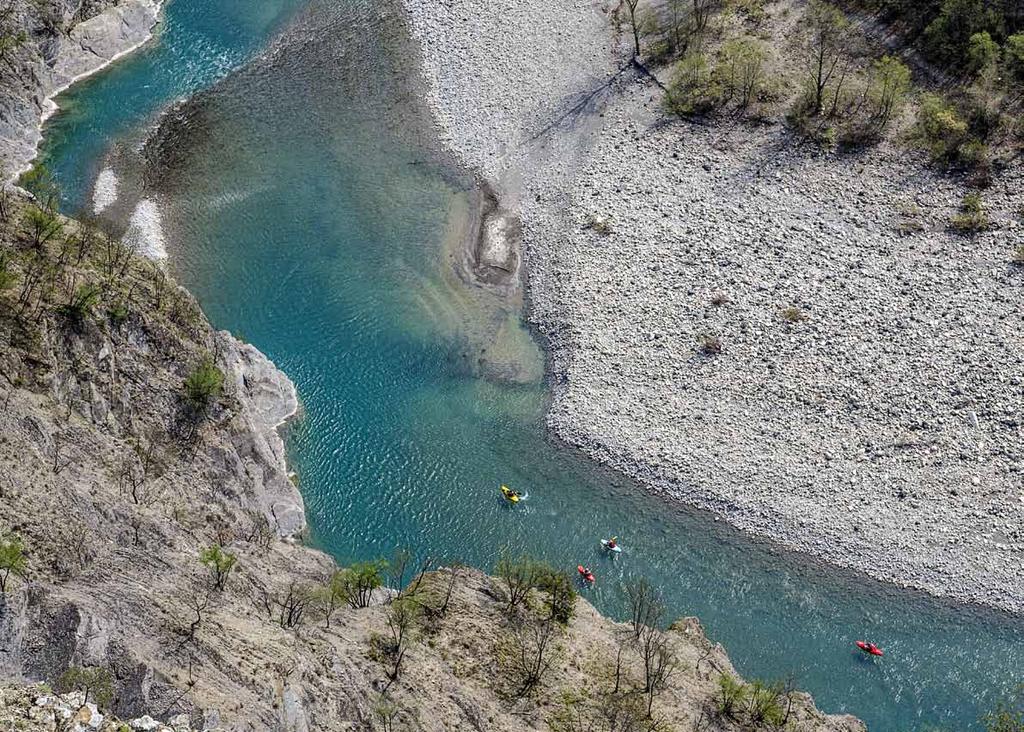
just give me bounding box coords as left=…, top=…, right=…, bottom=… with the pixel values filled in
left=600, top=540, right=622, bottom=553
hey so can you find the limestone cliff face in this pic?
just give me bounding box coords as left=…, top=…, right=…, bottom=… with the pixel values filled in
left=0, top=0, right=162, bottom=180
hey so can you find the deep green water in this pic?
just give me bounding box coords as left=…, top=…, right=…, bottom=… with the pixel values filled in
left=36, top=1, right=1023, bottom=729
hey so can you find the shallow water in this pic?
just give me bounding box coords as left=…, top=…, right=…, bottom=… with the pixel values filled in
left=36, top=1, right=1023, bottom=729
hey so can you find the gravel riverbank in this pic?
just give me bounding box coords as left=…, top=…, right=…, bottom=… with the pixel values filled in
left=401, top=0, right=1024, bottom=613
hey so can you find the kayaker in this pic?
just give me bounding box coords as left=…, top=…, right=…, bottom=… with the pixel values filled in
left=607, top=536, right=618, bottom=549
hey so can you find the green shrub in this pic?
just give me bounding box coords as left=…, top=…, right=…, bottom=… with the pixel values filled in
left=1006, top=33, right=1024, bottom=84
left=184, top=357, right=225, bottom=412
left=867, top=55, right=912, bottom=129
left=718, top=37, right=769, bottom=108
left=107, top=302, right=129, bottom=327
left=0, top=253, right=16, bottom=293
left=199, top=544, right=237, bottom=590
left=747, top=679, right=788, bottom=726
left=950, top=192, right=990, bottom=233
left=716, top=673, right=748, bottom=718
left=57, top=284, right=102, bottom=330
left=334, top=559, right=388, bottom=609
left=56, top=666, right=114, bottom=708
left=533, top=565, right=577, bottom=624
left=913, top=93, right=969, bottom=163
left=0, top=533, right=27, bottom=593
left=666, top=53, right=720, bottom=115
left=923, top=0, right=1005, bottom=67
left=968, top=31, right=1001, bottom=74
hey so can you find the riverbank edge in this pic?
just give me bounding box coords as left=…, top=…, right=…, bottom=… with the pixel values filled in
left=397, top=0, right=1024, bottom=616
left=6, top=0, right=163, bottom=184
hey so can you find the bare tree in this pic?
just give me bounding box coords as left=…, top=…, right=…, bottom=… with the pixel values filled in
left=496, top=551, right=538, bottom=612
left=801, top=0, right=851, bottom=115
left=506, top=617, right=560, bottom=697
left=436, top=563, right=462, bottom=616
left=241, top=510, right=275, bottom=553
left=382, top=598, right=421, bottom=687
left=624, top=578, right=664, bottom=640
left=51, top=432, right=72, bottom=474
left=257, top=581, right=313, bottom=629
left=640, top=630, right=678, bottom=717
left=622, top=0, right=642, bottom=59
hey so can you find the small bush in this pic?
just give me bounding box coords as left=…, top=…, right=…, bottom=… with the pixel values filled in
left=950, top=192, right=990, bottom=233
left=666, top=52, right=720, bottom=115
left=0, top=533, right=28, bottom=593
left=699, top=333, right=723, bottom=355
left=716, top=673, right=748, bottom=718
left=1011, top=244, right=1024, bottom=265
left=914, top=93, right=969, bottom=163
left=57, top=666, right=114, bottom=709
left=718, top=37, right=769, bottom=108
left=967, top=31, right=1000, bottom=75
left=710, top=291, right=730, bottom=306
left=534, top=565, right=577, bottom=624
left=866, top=55, right=912, bottom=131
left=746, top=679, right=788, bottom=726
left=184, top=357, right=225, bottom=413
left=780, top=305, right=808, bottom=323
left=57, top=284, right=102, bottom=330
left=199, top=544, right=237, bottom=590
left=334, top=559, right=388, bottom=609
left=584, top=214, right=613, bottom=235
left=0, top=254, right=17, bottom=293
left=1006, top=33, right=1024, bottom=85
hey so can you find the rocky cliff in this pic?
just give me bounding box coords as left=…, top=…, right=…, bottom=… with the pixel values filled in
left=0, top=0, right=162, bottom=180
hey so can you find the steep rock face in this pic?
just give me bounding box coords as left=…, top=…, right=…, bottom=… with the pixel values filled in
left=0, top=0, right=162, bottom=180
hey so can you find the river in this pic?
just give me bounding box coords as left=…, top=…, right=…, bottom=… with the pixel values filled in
left=32, top=1, right=1023, bottom=729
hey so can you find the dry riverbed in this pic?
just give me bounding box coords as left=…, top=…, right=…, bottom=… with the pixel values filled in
left=401, top=0, right=1024, bottom=613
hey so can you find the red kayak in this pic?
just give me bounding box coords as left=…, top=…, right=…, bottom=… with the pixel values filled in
left=856, top=641, right=884, bottom=657
left=577, top=565, right=595, bottom=584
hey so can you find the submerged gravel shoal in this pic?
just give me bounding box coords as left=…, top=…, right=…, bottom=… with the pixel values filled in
left=401, top=0, right=1024, bottom=613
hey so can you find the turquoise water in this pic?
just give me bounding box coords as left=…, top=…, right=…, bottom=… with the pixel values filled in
left=36, top=1, right=1023, bottom=730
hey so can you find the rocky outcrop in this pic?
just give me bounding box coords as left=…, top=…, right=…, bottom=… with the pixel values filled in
left=219, top=334, right=303, bottom=537
left=1, top=686, right=206, bottom=732
left=0, top=0, right=163, bottom=180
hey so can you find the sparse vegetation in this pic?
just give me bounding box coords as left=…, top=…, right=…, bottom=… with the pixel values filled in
left=56, top=666, right=114, bottom=709
left=0, top=533, right=27, bottom=593
left=780, top=305, right=807, bottom=323
left=183, top=357, right=225, bottom=415
left=199, top=544, right=237, bottom=590
left=57, top=283, right=102, bottom=330
left=699, top=333, right=722, bottom=355
left=716, top=673, right=748, bottom=718
left=950, top=192, right=990, bottom=232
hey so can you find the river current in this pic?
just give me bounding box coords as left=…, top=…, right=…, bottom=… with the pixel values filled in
left=34, top=1, right=1023, bottom=729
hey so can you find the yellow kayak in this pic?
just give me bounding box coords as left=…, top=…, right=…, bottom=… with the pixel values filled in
left=500, top=485, right=521, bottom=503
